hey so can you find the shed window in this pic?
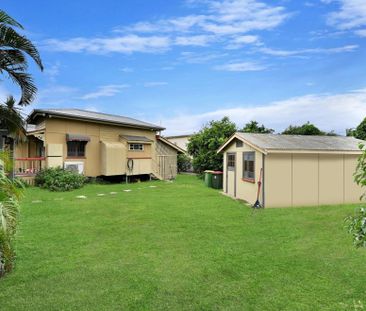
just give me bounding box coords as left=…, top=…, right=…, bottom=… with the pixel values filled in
left=227, top=153, right=236, bottom=170
left=243, top=152, right=255, bottom=180
left=129, top=143, right=144, bottom=151
left=67, top=141, right=87, bottom=157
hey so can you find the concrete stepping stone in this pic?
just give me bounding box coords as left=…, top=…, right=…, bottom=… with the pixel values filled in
left=149, top=186, right=157, bottom=188
left=32, top=200, right=42, bottom=203
left=123, top=189, right=132, bottom=192
left=97, top=194, right=105, bottom=197
left=110, top=192, right=117, bottom=195
left=76, top=195, right=87, bottom=199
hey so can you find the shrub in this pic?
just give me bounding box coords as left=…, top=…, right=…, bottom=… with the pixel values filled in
left=0, top=152, right=23, bottom=277
left=177, top=154, right=192, bottom=172
left=35, top=167, right=87, bottom=191
left=345, top=208, right=366, bottom=248
left=346, top=143, right=366, bottom=247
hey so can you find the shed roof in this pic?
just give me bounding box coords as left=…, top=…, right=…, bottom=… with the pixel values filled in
left=218, top=133, right=364, bottom=154
left=27, top=109, right=165, bottom=131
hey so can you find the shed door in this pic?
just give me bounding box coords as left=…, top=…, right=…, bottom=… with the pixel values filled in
left=226, top=153, right=236, bottom=197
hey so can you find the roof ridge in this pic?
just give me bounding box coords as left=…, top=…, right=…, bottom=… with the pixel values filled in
left=27, top=108, right=165, bottom=131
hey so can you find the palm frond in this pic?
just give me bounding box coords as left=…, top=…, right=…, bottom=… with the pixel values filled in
left=0, top=25, right=43, bottom=70
left=0, top=49, right=27, bottom=67
left=3, top=68, right=37, bottom=106
left=0, top=10, right=23, bottom=29
left=0, top=99, right=25, bottom=133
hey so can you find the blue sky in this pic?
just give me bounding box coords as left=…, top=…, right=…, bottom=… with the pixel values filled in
left=1, top=0, right=366, bottom=135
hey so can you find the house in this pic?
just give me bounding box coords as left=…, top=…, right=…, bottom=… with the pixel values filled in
left=166, top=134, right=194, bottom=172
left=14, top=109, right=184, bottom=183
left=166, top=134, right=192, bottom=152
left=218, top=133, right=364, bottom=208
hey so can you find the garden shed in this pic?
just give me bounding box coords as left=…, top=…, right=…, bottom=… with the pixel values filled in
left=218, top=133, right=365, bottom=208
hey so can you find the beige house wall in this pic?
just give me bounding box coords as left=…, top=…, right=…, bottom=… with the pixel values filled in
left=166, top=136, right=190, bottom=152
left=156, top=139, right=178, bottom=179
left=43, top=118, right=159, bottom=177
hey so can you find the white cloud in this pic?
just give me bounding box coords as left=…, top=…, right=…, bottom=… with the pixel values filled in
left=258, top=44, right=358, bottom=56
left=180, top=51, right=227, bottom=63
left=80, top=84, right=130, bottom=100
left=159, top=88, right=366, bottom=135
left=175, top=35, right=213, bottom=46
left=42, top=35, right=171, bottom=54
left=214, top=61, right=266, bottom=71
left=226, top=35, right=261, bottom=49
left=323, top=0, right=366, bottom=34
left=201, top=0, right=289, bottom=34
left=355, top=28, right=366, bottom=36
left=43, top=0, right=289, bottom=55
left=144, top=82, right=168, bottom=87
left=120, top=15, right=207, bottom=33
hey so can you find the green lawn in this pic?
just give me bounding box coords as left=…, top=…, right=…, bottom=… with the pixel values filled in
left=0, top=175, right=366, bottom=310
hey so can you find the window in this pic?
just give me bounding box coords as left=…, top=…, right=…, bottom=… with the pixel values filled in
left=227, top=153, right=236, bottom=170
left=129, top=143, right=144, bottom=151
left=67, top=141, right=87, bottom=157
left=236, top=140, right=243, bottom=147
left=243, top=152, right=255, bottom=180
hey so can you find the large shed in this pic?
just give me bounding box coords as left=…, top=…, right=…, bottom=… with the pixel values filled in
left=218, top=133, right=364, bottom=208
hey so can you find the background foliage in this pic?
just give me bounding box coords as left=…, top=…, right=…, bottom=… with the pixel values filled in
left=187, top=117, right=236, bottom=173
left=345, top=142, right=366, bottom=247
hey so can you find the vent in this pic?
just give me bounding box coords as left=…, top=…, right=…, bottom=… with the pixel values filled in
left=64, top=162, right=84, bottom=174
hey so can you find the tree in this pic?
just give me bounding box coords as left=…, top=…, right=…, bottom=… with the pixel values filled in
left=241, top=120, right=274, bottom=134
left=347, top=117, right=366, bottom=140
left=0, top=10, right=43, bottom=106
left=187, top=117, right=236, bottom=173
left=0, top=10, right=40, bottom=277
left=282, top=122, right=327, bottom=135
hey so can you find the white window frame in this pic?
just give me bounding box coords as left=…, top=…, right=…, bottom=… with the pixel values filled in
left=129, top=143, right=144, bottom=151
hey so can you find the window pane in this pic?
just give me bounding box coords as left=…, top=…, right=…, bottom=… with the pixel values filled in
left=243, top=152, right=255, bottom=180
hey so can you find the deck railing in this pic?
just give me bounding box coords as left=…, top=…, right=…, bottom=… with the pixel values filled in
left=14, top=157, right=46, bottom=176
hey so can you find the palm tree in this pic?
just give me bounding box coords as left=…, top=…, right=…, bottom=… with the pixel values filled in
left=0, top=151, right=22, bottom=276
left=0, top=10, right=43, bottom=106
left=0, top=96, right=25, bottom=135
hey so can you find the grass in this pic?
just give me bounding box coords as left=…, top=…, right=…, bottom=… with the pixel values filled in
left=0, top=175, right=366, bottom=310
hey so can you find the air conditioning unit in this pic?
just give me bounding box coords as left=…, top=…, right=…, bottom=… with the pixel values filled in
left=64, top=162, right=84, bottom=174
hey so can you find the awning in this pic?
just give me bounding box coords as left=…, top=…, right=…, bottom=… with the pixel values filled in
left=66, top=134, right=90, bottom=142
left=120, top=135, right=153, bottom=143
